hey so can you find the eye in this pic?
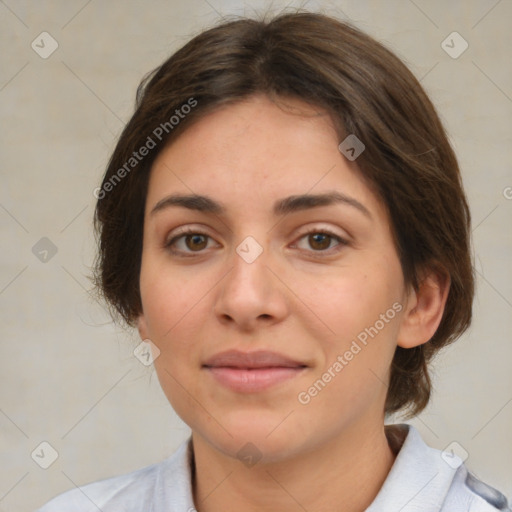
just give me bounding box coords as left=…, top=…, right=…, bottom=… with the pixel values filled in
left=164, top=226, right=348, bottom=257
left=164, top=227, right=216, bottom=256
left=293, top=228, right=348, bottom=255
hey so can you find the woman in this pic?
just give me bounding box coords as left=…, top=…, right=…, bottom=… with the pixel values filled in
left=37, top=10, right=510, bottom=512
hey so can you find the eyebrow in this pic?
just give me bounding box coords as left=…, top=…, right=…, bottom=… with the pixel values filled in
left=150, top=191, right=372, bottom=219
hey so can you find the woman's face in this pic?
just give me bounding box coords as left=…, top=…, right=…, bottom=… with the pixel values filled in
left=138, top=94, right=411, bottom=462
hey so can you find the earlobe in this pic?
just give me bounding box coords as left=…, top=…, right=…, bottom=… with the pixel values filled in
left=397, top=269, right=450, bottom=349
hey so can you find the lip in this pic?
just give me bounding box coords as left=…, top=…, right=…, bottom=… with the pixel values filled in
left=203, top=350, right=308, bottom=393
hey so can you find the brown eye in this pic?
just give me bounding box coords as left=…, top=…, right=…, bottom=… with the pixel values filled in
left=164, top=229, right=215, bottom=256
left=308, top=233, right=332, bottom=251
left=293, top=228, right=348, bottom=256
left=184, top=234, right=208, bottom=251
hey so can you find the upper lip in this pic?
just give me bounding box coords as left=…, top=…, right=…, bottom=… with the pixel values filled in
left=203, top=350, right=307, bottom=369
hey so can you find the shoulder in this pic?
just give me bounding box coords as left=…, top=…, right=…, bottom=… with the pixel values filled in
left=368, top=424, right=510, bottom=512
left=443, top=464, right=511, bottom=512
left=35, top=460, right=161, bottom=512
left=35, top=439, right=194, bottom=512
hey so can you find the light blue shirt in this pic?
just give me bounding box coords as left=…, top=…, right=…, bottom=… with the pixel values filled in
left=36, top=424, right=510, bottom=511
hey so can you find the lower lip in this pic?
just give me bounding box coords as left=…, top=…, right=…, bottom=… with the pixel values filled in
left=204, top=366, right=306, bottom=392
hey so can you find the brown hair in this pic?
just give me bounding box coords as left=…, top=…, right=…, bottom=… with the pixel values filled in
left=93, top=10, right=474, bottom=417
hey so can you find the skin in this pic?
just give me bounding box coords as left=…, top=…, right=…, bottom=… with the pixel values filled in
left=137, top=94, right=449, bottom=512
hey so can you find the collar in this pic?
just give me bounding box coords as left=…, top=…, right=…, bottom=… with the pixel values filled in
left=366, top=423, right=459, bottom=511
left=154, top=424, right=459, bottom=512
left=152, top=437, right=196, bottom=511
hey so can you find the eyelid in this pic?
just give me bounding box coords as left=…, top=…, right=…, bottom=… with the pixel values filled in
left=164, top=224, right=350, bottom=256
left=294, top=224, right=349, bottom=241
left=290, top=226, right=349, bottom=255
left=163, top=225, right=216, bottom=249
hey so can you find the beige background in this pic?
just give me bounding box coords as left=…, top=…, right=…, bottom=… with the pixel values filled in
left=1, top=0, right=511, bottom=510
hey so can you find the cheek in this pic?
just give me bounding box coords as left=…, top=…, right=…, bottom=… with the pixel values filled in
left=295, top=298, right=400, bottom=430
left=142, top=269, right=210, bottom=421
left=140, top=263, right=202, bottom=335
left=293, top=257, right=403, bottom=399
left=294, top=260, right=403, bottom=343
left=139, top=265, right=210, bottom=387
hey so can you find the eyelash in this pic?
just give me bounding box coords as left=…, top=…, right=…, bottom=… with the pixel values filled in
left=164, top=226, right=348, bottom=258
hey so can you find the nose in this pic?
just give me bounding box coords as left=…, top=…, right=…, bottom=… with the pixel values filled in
left=213, top=236, right=289, bottom=332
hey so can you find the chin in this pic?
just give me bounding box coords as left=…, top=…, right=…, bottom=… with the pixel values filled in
left=193, top=411, right=309, bottom=465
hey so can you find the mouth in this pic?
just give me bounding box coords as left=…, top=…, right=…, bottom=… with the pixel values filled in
left=202, top=350, right=308, bottom=393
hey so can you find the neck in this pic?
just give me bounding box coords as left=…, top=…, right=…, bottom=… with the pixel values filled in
left=191, top=420, right=397, bottom=512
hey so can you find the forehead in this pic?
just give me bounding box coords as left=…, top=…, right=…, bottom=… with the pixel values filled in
left=147, top=95, right=387, bottom=223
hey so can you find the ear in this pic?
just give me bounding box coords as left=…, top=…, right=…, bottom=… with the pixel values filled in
left=397, top=267, right=450, bottom=349
left=136, top=314, right=150, bottom=341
